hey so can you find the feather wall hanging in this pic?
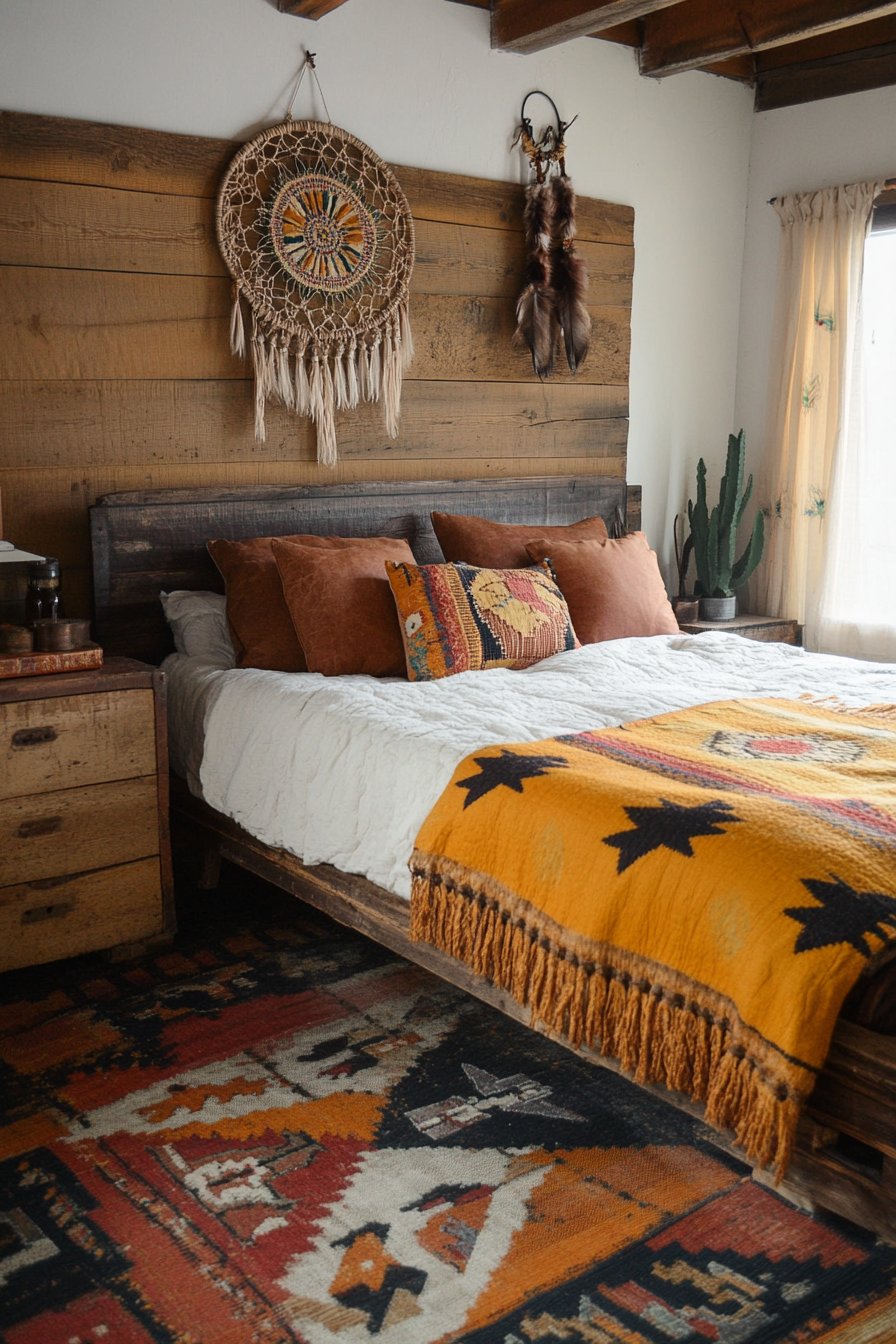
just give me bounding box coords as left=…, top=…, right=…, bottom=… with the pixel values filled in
left=513, top=92, right=591, bottom=378
left=216, top=53, right=415, bottom=466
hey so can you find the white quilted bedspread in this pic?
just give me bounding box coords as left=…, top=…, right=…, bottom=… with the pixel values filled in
left=164, top=633, right=896, bottom=900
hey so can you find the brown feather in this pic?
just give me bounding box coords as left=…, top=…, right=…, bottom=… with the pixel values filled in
left=552, top=247, right=591, bottom=373
left=513, top=180, right=557, bottom=378
left=550, top=174, right=591, bottom=372
left=551, top=173, right=577, bottom=245
left=514, top=284, right=555, bottom=379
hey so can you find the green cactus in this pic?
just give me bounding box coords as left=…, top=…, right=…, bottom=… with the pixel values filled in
left=687, top=430, right=764, bottom=598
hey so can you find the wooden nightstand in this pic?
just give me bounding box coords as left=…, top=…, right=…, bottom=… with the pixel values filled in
left=677, top=613, right=802, bottom=646
left=0, top=657, right=175, bottom=971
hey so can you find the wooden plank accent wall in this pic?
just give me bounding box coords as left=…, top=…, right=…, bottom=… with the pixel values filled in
left=0, top=110, right=633, bottom=619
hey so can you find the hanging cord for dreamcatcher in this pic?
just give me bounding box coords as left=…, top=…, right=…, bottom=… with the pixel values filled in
left=512, top=90, right=590, bottom=377
left=285, top=50, right=332, bottom=124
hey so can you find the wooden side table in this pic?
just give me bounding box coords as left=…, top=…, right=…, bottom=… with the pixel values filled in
left=0, top=657, right=175, bottom=971
left=676, top=613, right=803, bottom=646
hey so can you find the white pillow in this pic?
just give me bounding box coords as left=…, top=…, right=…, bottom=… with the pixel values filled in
left=160, top=590, right=235, bottom=666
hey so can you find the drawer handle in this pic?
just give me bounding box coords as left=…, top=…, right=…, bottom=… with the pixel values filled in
left=17, top=816, right=62, bottom=839
left=11, top=726, right=58, bottom=748
left=21, top=900, right=74, bottom=926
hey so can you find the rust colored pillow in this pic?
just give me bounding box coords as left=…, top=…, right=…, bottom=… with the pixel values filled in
left=272, top=536, right=415, bottom=677
left=207, top=534, right=391, bottom=673
left=525, top=532, right=679, bottom=644
left=431, top=510, right=609, bottom=569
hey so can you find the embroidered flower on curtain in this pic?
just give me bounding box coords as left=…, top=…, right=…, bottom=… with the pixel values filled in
left=814, top=303, right=836, bottom=332
left=804, top=487, right=825, bottom=521
left=801, top=375, right=822, bottom=411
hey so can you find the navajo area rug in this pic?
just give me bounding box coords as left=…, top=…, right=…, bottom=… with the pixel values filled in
left=1, top=865, right=894, bottom=1344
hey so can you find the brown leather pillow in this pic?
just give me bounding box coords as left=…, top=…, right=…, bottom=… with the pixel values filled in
left=207, top=534, right=390, bottom=673
left=272, top=536, right=415, bottom=677
left=525, top=532, right=679, bottom=644
left=431, top=510, right=608, bottom=569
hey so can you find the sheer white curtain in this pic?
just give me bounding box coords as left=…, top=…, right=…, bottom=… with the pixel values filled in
left=816, top=226, right=896, bottom=659
left=754, top=182, right=883, bottom=652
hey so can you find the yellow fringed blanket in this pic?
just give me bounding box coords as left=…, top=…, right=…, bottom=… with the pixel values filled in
left=410, top=698, right=896, bottom=1174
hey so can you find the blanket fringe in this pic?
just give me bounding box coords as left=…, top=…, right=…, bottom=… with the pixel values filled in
left=799, top=692, right=896, bottom=719
left=411, top=869, right=802, bottom=1177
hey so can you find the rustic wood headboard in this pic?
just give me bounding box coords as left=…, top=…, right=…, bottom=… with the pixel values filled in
left=90, top=475, right=641, bottom=664
left=2, top=111, right=633, bottom=623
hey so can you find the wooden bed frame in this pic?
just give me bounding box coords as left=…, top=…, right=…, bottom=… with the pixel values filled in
left=89, top=475, right=896, bottom=1242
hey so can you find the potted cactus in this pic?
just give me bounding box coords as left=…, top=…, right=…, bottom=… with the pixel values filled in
left=687, top=430, right=764, bottom=621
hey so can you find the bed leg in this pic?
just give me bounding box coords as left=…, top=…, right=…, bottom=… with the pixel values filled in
left=198, top=841, right=222, bottom=891
left=751, top=1165, right=819, bottom=1216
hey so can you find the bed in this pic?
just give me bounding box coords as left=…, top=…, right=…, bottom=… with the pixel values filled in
left=89, top=474, right=896, bottom=1242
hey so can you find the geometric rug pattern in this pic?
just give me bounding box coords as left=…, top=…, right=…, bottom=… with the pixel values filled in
left=1, top=883, right=894, bottom=1344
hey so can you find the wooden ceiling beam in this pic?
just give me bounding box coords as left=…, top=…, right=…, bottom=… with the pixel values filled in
left=277, top=0, right=352, bottom=18
left=755, top=36, right=896, bottom=108
left=491, top=0, right=685, bottom=55
left=756, top=11, right=896, bottom=69
left=640, top=0, right=896, bottom=76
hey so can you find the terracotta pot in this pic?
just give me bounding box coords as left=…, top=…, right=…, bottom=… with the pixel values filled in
left=698, top=595, right=736, bottom=622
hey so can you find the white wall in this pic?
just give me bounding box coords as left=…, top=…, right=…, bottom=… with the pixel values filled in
left=0, top=0, right=754, bottom=572
left=734, top=85, right=896, bottom=482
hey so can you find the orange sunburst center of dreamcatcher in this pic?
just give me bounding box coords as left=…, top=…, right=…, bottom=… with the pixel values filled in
left=269, top=173, right=377, bottom=292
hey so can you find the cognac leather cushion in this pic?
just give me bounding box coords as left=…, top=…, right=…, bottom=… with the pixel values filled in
left=525, top=532, right=679, bottom=644
left=431, top=510, right=609, bottom=570
left=207, top=534, right=397, bottom=673
left=272, top=535, right=415, bottom=677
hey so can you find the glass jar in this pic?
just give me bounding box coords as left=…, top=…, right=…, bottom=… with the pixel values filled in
left=26, top=557, right=62, bottom=623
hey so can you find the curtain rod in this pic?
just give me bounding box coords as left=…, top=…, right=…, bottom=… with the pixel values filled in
left=768, top=176, right=896, bottom=205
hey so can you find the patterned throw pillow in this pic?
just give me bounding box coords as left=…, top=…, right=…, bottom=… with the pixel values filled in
left=386, top=560, right=578, bottom=681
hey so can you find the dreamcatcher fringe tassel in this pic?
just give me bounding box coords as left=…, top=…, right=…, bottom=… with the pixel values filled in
left=368, top=337, right=382, bottom=404
left=400, top=305, right=415, bottom=369
left=347, top=339, right=360, bottom=408
left=333, top=343, right=349, bottom=412
left=231, top=292, right=411, bottom=467
left=230, top=282, right=246, bottom=359
left=294, top=346, right=310, bottom=416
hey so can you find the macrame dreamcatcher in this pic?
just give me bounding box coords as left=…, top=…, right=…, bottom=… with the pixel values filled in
left=216, top=54, right=415, bottom=465
left=512, top=91, right=590, bottom=379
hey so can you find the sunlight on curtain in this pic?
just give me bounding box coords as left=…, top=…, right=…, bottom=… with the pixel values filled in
left=754, top=182, right=882, bottom=651
left=817, top=228, right=896, bottom=660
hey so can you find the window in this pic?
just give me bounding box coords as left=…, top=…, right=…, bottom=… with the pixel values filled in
left=853, top=201, right=896, bottom=627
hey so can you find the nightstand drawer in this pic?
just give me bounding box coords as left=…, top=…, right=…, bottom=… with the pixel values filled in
left=0, top=688, right=156, bottom=800
left=0, top=776, right=160, bottom=887
left=677, top=614, right=802, bottom=645
left=0, top=857, right=163, bottom=972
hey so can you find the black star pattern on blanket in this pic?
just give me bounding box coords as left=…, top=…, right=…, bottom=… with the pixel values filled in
left=785, top=875, right=896, bottom=957
left=455, top=750, right=570, bottom=809
left=604, top=799, right=741, bottom=873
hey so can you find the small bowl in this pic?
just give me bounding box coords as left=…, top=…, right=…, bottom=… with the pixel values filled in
left=32, top=618, right=92, bottom=652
